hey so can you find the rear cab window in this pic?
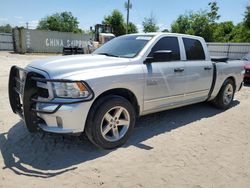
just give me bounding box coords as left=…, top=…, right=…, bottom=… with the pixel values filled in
left=183, top=38, right=205, bottom=60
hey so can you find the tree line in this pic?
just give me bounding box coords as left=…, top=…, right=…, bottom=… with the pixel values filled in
left=171, top=2, right=250, bottom=42
left=0, top=2, right=249, bottom=42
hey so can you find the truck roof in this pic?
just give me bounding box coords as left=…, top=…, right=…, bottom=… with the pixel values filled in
left=127, top=32, right=204, bottom=41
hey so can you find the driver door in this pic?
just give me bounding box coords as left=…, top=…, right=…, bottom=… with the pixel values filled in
left=143, top=36, right=186, bottom=113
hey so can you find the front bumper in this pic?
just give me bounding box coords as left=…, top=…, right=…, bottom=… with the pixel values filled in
left=37, top=101, right=92, bottom=133
left=9, top=66, right=93, bottom=134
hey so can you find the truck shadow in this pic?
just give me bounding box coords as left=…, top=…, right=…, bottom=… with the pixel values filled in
left=0, top=100, right=239, bottom=178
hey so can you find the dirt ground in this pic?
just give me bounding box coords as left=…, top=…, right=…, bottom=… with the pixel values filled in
left=0, top=51, right=250, bottom=188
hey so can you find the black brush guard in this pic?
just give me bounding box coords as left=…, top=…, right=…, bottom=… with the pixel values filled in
left=9, top=66, right=42, bottom=132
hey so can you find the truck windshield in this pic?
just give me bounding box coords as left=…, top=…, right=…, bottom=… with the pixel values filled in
left=93, top=35, right=154, bottom=58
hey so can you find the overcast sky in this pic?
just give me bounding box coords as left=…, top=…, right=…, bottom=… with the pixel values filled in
left=0, top=0, right=249, bottom=31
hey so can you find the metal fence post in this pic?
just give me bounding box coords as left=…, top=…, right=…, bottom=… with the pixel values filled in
left=227, top=43, right=231, bottom=58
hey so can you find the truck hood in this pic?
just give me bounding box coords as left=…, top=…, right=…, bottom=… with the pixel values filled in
left=28, top=54, right=131, bottom=78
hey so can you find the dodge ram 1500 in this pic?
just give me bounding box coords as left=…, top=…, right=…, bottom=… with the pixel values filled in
left=9, top=33, right=244, bottom=149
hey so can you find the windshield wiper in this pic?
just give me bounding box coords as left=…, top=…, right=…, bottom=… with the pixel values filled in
left=96, top=53, right=120, bottom=57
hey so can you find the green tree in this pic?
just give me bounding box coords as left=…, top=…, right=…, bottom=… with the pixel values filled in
left=103, top=9, right=126, bottom=36
left=171, top=1, right=222, bottom=41
left=162, top=29, right=169, bottom=32
left=243, top=6, right=250, bottom=29
left=189, top=12, right=213, bottom=41
left=171, top=2, right=250, bottom=42
left=0, top=24, right=12, bottom=33
left=171, top=12, right=213, bottom=42
left=229, top=5, right=250, bottom=42
left=207, top=1, right=220, bottom=22
left=230, top=23, right=250, bottom=42
left=142, top=14, right=159, bottom=32
left=37, top=12, right=82, bottom=33
left=126, top=22, right=138, bottom=33
left=212, top=21, right=234, bottom=42
left=171, top=15, right=190, bottom=34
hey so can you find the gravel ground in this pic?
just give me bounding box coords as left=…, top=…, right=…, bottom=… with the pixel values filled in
left=0, top=51, right=250, bottom=188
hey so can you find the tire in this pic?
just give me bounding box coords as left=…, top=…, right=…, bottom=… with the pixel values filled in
left=212, top=79, right=235, bottom=110
left=85, top=95, right=136, bottom=149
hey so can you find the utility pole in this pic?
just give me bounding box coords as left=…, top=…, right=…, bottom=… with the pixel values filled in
left=125, top=0, right=132, bottom=34
left=26, top=22, right=29, bottom=29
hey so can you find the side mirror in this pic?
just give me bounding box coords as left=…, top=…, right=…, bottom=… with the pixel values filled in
left=153, top=50, right=172, bottom=62
left=143, top=50, right=172, bottom=64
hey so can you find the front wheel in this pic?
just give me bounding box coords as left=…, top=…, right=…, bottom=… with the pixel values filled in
left=85, top=95, right=136, bottom=149
left=212, top=79, right=235, bottom=109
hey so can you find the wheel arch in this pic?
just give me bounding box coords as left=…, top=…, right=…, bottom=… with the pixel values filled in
left=84, top=88, right=138, bottom=149
left=211, top=75, right=236, bottom=109
left=208, top=75, right=237, bottom=101
left=89, top=88, right=140, bottom=118
left=223, top=76, right=236, bottom=89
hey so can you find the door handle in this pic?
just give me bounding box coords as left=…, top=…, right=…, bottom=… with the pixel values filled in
left=204, top=66, right=212, bottom=70
left=174, top=68, right=184, bottom=72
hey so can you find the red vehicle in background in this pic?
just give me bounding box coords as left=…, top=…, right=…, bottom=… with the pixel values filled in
left=243, top=53, right=250, bottom=83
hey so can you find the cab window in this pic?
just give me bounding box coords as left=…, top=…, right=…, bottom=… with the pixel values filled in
left=183, top=38, right=205, bottom=60
left=149, top=37, right=180, bottom=60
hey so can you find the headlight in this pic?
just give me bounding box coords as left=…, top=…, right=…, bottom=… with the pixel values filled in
left=52, top=81, right=92, bottom=99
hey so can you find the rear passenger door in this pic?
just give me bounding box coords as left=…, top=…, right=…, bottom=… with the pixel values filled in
left=182, top=37, right=213, bottom=103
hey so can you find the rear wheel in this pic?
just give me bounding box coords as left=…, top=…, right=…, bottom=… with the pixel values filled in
left=212, top=79, right=235, bottom=109
left=85, top=95, right=136, bottom=149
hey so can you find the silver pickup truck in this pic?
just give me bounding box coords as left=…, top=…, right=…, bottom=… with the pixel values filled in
left=9, top=33, right=244, bottom=149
